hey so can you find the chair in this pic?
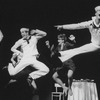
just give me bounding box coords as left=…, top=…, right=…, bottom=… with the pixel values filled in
left=51, top=83, right=65, bottom=100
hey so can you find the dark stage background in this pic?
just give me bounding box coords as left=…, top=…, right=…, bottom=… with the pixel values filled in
left=0, top=0, right=100, bottom=100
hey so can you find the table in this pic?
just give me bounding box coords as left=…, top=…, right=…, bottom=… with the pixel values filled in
left=68, top=80, right=99, bottom=100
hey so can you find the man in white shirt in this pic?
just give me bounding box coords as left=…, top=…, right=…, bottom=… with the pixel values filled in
left=8, top=28, right=49, bottom=89
left=55, top=6, right=100, bottom=62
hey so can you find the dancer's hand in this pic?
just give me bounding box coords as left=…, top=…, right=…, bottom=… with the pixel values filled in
left=12, top=61, right=16, bottom=66
left=45, top=40, right=50, bottom=48
left=8, top=63, right=15, bottom=76
left=16, top=52, right=23, bottom=59
left=63, top=86, right=68, bottom=96
left=2, top=66, right=8, bottom=70
left=54, top=25, right=63, bottom=30
left=19, top=52, right=23, bottom=58
left=68, top=88, right=73, bottom=96
left=50, top=52, right=55, bottom=57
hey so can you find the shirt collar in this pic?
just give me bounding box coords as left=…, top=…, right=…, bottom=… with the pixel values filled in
left=92, top=16, right=100, bottom=27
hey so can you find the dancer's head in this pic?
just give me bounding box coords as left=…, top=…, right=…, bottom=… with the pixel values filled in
left=57, top=34, right=67, bottom=44
left=20, top=28, right=29, bottom=38
left=95, top=6, right=100, bottom=19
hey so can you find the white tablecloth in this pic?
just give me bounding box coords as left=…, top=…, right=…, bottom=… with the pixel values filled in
left=68, top=81, right=99, bottom=100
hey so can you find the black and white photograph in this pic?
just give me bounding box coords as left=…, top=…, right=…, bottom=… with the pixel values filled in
left=0, top=0, right=100, bottom=100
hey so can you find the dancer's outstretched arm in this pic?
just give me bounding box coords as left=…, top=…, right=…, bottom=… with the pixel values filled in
left=55, top=20, right=92, bottom=30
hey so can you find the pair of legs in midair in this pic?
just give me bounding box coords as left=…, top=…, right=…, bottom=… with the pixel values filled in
left=8, top=55, right=49, bottom=90
left=59, top=42, right=100, bottom=62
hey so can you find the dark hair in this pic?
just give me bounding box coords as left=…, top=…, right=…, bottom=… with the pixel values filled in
left=57, top=34, right=67, bottom=42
